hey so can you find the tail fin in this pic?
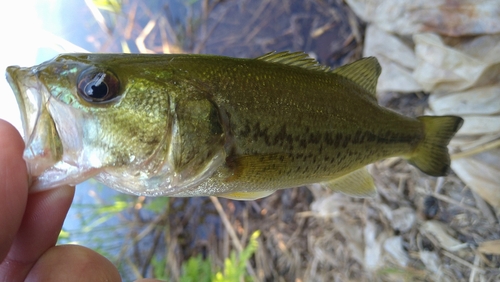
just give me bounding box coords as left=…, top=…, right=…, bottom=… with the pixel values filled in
left=408, top=116, right=464, bottom=177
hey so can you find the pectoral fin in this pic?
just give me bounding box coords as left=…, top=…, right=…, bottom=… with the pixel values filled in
left=225, top=154, right=292, bottom=183
left=219, top=154, right=292, bottom=200
left=320, top=167, right=377, bottom=198
left=219, top=190, right=275, bottom=200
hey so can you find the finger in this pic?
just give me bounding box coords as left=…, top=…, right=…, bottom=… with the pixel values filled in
left=0, top=120, right=28, bottom=262
left=0, top=185, right=75, bottom=280
left=26, top=245, right=121, bottom=282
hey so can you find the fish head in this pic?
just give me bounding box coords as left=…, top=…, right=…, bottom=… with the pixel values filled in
left=6, top=56, right=93, bottom=185
left=5, top=54, right=199, bottom=196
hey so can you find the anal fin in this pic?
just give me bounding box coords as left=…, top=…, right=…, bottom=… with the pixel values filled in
left=320, top=167, right=377, bottom=198
left=219, top=190, right=275, bottom=200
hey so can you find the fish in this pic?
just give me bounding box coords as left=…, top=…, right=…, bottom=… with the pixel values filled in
left=6, top=51, right=463, bottom=200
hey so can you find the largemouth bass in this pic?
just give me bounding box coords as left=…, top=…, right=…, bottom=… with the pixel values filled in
left=6, top=52, right=463, bottom=199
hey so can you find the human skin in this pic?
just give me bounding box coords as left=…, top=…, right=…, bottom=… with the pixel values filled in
left=0, top=119, right=161, bottom=282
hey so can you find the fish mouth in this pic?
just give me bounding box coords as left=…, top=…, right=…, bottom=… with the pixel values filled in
left=6, top=66, right=62, bottom=178
left=6, top=66, right=40, bottom=142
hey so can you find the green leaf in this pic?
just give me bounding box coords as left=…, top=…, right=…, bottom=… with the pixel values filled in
left=179, top=254, right=212, bottom=282
left=58, top=229, right=70, bottom=240
left=213, top=230, right=260, bottom=282
left=151, top=256, right=167, bottom=280
left=144, top=197, right=170, bottom=213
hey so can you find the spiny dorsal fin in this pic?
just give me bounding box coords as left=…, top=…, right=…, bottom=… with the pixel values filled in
left=255, top=51, right=331, bottom=72
left=331, top=57, right=381, bottom=96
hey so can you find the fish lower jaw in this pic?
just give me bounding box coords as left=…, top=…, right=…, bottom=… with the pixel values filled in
left=24, top=149, right=58, bottom=177
left=94, top=171, right=179, bottom=196
left=92, top=162, right=217, bottom=197
left=29, top=162, right=101, bottom=192
left=100, top=147, right=228, bottom=197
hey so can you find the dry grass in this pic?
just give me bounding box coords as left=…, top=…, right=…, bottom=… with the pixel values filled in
left=83, top=0, right=500, bottom=280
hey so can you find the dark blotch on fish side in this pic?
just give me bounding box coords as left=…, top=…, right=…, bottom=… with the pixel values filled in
left=341, top=134, right=350, bottom=148
left=308, top=132, right=321, bottom=144
left=239, top=123, right=252, bottom=138
left=273, top=125, right=288, bottom=146
left=334, top=133, right=342, bottom=148
left=352, top=130, right=362, bottom=144
left=323, top=132, right=334, bottom=146
left=209, top=105, right=223, bottom=135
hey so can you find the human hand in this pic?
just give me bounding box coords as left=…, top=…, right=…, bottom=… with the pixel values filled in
left=0, top=119, right=121, bottom=281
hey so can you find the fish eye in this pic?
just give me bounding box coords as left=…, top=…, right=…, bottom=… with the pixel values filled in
left=77, top=67, right=121, bottom=103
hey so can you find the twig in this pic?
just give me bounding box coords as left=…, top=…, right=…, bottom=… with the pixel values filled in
left=166, top=227, right=180, bottom=281
left=193, top=5, right=231, bottom=54
left=434, top=177, right=445, bottom=194
left=431, top=192, right=481, bottom=215
left=158, top=17, right=172, bottom=54
left=209, top=196, right=258, bottom=281
left=84, top=0, right=112, bottom=35
left=123, top=1, right=137, bottom=39
left=126, top=256, right=143, bottom=280
left=471, top=190, right=497, bottom=224
left=136, top=17, right=158, bottom=53
left=451, top=139, right=500, bottom=160
left=133, top=211, right=168, bottom=242
left=469, top=254, right=481, bottom=282
left=243, top=2, right=282, bottom=45
left=210, top=197, right=244, bottom=252
left=141, top=226, right=163, bottom=277
left=311, top=22, right=336, bottom=38
left=216, top=0, right=271, bottom=48
left=442, top=250, right=485, bottom=274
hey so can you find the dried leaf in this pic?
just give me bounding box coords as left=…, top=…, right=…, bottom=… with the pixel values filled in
left=363, top=25, right=416, bottom=69
left=310, top=193, right=348, bottom=217
left=455, top=116, right=500, bottom=136
left=384, top=236, right=409, bottom=267
left=477, top=240, right=500, bottom=255
left=419, top=251, right=441, bottom=274
left=449, top=133, right=500, bottom=153
left=413, top=33, right=500, bottom=92
left=420, top=221, right=466, bottom=252
left=364, top=221, right=386, bottom=270
left=449, top=134, right=498, bottom=147
left=451, top=149, right=500, bottom=210
left=309, top=193, right=367, bottom=264
left=412, top=33, right=499, bottom=92
left=363, top=25, right=421, bottom=93
left=340, top=221, right=364, bottom=264
left=428, top=84, right=500, bottom=116
left=390, top=207, right=416, bottom=233
left=345, top=0, right=500, bottom=36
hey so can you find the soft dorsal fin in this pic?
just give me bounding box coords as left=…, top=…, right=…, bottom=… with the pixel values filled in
left=331, top=57, right=381, bottom=97
left=255, top=51, right=331, bottom=72
left=256, top=52, right=381, bottom=96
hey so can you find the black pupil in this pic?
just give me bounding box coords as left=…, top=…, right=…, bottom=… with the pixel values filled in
left=84, top=73, right=108, bottom=99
